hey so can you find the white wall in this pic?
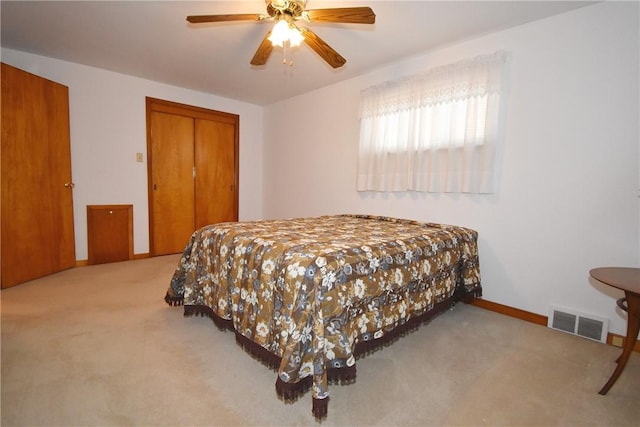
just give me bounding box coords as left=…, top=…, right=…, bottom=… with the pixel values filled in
left=263, top=2, right=639, bottom=335
left=1, top=48, right=264, bottom=260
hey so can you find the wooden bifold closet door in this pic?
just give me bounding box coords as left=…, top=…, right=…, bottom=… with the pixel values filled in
left=146, top=98, right=239, bottom=256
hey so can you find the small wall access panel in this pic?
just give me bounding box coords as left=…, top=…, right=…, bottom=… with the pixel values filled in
left=87, top=204, right=134, bottom=265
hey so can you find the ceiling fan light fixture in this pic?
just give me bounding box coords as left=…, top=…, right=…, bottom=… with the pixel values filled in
left=187, top=1, right=375, bottom=68
left=268, top=19, right=303, bottom=47
left=287, top=25, right=304, bottom=47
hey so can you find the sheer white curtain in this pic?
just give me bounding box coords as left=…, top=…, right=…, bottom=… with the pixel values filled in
left=357, top=51, right=506, bottom=193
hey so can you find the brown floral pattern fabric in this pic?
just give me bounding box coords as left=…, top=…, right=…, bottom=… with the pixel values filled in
left=167, top=215, right=481, bottom=405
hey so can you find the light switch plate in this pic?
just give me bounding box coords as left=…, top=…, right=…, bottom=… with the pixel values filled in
left=136, top=152, right=143, bottom=162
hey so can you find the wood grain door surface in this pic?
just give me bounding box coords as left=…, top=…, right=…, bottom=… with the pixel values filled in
left=194, top=118, right=237, bottom=229
left=1, top=62, right=76, bottom=288
left=149, top=111, right=195, bottom=256
left=147, top=98, right=239, bottom=256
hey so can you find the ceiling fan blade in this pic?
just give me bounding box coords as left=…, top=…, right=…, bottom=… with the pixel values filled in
left=250, top=31, right=274, bottom=66
left=301, top=28, right=346, bottom=68
left=304, top=7, right=375, bottom=24
left=186, top=14, right=264, bottom=24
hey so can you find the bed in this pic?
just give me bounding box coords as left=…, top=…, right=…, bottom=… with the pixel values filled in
left=164, top=214, right=481, bottom=418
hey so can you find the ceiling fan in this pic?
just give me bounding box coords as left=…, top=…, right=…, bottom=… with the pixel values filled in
left=186, top=0, right=376, bottom=68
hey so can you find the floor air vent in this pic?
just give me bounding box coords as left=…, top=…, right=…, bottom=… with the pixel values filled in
left=548, top=306, right=608, bottom=343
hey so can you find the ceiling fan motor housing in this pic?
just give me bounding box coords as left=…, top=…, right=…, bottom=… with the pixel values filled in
left=266, top=0, right=306, bottom=19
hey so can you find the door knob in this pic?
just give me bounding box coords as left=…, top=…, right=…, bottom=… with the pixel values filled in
left=64, top=182, right=75, bottom=189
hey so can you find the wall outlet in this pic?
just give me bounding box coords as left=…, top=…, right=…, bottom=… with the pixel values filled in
left=611, top=336, right=624, bottom=347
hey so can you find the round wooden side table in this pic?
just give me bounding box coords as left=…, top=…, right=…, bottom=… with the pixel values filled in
left=589, top=267, right=640, bottom=395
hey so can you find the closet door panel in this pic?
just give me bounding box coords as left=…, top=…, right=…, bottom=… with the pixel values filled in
left=194, top=118, right=238, bottom=229
left=149, top=111, right=195, bottom=255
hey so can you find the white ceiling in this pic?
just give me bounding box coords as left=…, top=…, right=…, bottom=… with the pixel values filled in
left=1, top=1, right=596, bottom=105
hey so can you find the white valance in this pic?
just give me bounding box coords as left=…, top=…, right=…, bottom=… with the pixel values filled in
left=360, top=51, right=505, bottom=118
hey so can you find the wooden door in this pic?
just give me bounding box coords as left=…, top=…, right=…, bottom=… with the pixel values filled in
left=1, top=63, right=76, bottom=288
left=149, top=111, right=195, bottom=256
left=146, top=97, right=239, bottom=256
left=194, top=119, right=238, bottom=229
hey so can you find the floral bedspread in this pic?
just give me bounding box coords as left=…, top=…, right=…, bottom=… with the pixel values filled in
left=166, top=214, right=481, bottom=416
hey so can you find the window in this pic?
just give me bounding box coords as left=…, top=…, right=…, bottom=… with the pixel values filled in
left=357, top=51, right=506, bottom=193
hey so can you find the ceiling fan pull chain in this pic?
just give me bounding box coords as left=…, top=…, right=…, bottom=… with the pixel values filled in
left=282, top=41, right=294, bottom=66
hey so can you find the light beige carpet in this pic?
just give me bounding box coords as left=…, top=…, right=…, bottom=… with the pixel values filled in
left=1, top=255, right=638, bottom=426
